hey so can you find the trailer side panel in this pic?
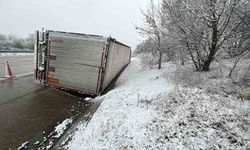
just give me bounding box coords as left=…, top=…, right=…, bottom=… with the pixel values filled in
left=101, top=40, right=131, bottom=91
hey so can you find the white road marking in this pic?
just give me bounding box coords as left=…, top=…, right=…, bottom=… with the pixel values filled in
left=15, top=72, right=34, bottom=78
left=0, top=72, right=33, bottom=82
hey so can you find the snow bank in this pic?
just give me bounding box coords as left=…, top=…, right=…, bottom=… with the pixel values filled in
left=66, top=57, right=174, bottom=150
left=65, top=57, right=250, bottom=150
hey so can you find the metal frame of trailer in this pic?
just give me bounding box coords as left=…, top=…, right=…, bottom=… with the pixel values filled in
left=34, top=30, right=131, bottom=96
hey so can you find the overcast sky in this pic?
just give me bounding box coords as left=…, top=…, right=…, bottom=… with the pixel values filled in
left=0, top=0, right=149, bottom=49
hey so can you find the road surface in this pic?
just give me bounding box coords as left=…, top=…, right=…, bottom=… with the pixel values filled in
left=0, top=55, right=90, bottom=149
left=0, top=55, right=33, bottom=77
left=0, top=76, right=84, bottom=149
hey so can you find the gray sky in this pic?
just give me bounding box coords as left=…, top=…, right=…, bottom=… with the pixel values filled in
left=0, top=0, right=149, bottom=49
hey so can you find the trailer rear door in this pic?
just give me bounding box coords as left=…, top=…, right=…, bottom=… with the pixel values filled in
left=47, top=31, right=106, bottom=95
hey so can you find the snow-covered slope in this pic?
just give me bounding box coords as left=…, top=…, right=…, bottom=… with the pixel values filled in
left=66, top=57, right=174, bottom=150
left=65, top=57, right=250, bottom=150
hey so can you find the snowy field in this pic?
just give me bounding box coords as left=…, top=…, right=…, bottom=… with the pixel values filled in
left=61, top=57, right=250, bottom=150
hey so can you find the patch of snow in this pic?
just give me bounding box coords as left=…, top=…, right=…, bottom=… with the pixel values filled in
left=38, top=118, right=73, bottom=149
left=38, top=66, right=44, bottom=71
left=46, top=141, right=53, bottom=150
left=84, top=97, right=92, bottom=101
left=17, top=141, right=29, bottom=150
left=34, top=141, right=40, bottom=145
left=54, top=118, right=73, bottom=138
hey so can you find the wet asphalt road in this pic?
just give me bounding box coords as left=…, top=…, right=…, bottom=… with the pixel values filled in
left=0, top=55, right=89, bottom=149
left=0, top=76, right=84, bottom=149
left=0, top=55, right=34, bottom=77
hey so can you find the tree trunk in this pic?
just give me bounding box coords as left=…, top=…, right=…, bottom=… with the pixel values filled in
left=181, top=59, right=185, bottom=66
left=180, top=49, right=185, bottom=65
left=202, top=59, right=212, bottom=71
left=158, top=51, right=162, bottom=69
left=228, top=56, right=241, bottom=77
left=228, top=50, right=249, bottom=77
left=202, top=16, right=218, bottom=71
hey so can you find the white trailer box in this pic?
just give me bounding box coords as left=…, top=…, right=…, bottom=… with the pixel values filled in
left=34, top=30, right=131, bottom=96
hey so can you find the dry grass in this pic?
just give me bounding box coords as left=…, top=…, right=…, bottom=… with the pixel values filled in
left=165, top=58, right=250, bottom=101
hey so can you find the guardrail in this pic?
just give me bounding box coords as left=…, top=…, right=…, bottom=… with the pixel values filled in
left=0, top=51, right=34, bottom=53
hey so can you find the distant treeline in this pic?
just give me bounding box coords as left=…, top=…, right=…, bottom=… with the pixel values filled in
left=0, top=33, right=34, bottom=51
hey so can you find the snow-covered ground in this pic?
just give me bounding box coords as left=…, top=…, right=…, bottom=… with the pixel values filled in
left=63, top=57, right=250, bottom=150
left=46, top=118, right=73, bottom=149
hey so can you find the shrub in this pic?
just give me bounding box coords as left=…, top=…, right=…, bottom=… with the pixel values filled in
left=0, top=34, right=6, bottom=41
left=12, top=39, right=24, bottom=49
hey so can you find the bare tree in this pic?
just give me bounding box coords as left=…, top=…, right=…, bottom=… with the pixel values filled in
left=136, top=0, right=165, bottom=69
left=133, top=38, right=157, bottom=55
left=161, top=0, right=250, bottom=71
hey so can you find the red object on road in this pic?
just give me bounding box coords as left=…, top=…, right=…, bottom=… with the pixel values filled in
left=3, top=61, right=14, bottom=78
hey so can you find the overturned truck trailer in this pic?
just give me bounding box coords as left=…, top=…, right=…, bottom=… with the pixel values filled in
left=34, top=30, right=131, bottom=96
